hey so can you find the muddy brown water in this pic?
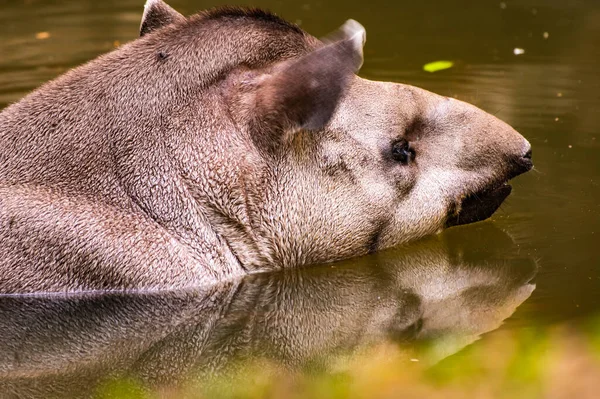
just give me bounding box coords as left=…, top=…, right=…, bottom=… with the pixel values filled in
left=0, top=0, right=599, bottom=397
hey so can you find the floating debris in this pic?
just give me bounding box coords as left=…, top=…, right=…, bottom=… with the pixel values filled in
left=557, top=92, right=563, bottom=97
left=500, top=2, right=507, bottom=9
left=35, top=31, right=50, bottom=40
left=513, top=48, right=525, bottom=55
left=423, top=60, right=454, bottom=73
left=543, top=31, right=549, bottom=39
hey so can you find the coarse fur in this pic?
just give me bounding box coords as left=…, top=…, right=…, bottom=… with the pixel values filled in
left=0, top=0, right=532, bottom=293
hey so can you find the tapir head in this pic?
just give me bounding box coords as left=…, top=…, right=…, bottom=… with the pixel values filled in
left=140, top=1, right=532, bottom=269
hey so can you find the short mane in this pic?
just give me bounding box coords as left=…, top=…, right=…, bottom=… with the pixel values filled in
left=195, top=6, right=304, bottom=35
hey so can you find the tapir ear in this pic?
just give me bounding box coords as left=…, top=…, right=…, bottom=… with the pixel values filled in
left=249, top=20, right=366, bottom=152
left=140, top=0, right=185, bottom=37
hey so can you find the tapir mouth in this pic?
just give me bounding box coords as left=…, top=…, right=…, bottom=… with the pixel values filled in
left=445, top=183, right=513, bottom=227
left=446, top=151, right=533, bottom=227
left=446, top=153, right=533, bottom=228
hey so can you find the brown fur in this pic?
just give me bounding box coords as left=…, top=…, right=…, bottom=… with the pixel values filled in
left=0, top=0, right=532, bottom=293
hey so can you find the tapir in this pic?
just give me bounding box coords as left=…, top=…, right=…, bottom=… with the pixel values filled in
left=0, top=0, right=533, bottom=293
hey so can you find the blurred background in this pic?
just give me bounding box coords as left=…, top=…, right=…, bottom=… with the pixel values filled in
left=0, top=0, right=599, bottom=398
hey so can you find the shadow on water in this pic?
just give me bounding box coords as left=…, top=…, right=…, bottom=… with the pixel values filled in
left=0, top=224, right=536, bottom=398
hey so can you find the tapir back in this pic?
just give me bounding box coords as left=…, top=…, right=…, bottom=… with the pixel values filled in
left=0, top=10, right=310, bottom=194
left=0, top=10, right=319, bottom=293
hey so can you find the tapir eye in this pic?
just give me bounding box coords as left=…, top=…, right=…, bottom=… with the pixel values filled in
left=391, top=140, right=415, bottom=164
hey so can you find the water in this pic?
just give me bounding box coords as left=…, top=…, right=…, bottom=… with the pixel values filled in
left=1, top=0, right=599, bottom=397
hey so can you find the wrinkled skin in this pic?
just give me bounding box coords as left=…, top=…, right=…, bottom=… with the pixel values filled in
left=0, top=0, right=532, bottom=293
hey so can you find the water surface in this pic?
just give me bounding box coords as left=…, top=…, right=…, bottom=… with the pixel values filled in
left=1, top=0, right=599, bottom=397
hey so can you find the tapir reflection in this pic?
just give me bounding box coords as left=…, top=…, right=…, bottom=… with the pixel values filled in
left=0, top=225, right=536, bottom=398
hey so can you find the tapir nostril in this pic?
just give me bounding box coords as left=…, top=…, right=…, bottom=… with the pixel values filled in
left=507, top=146, right=533, bottom=180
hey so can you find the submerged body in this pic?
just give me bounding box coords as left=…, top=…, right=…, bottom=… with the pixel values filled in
left=0, top=0, right=532, bottom=293
left=0, top=229, right=537, bottom=398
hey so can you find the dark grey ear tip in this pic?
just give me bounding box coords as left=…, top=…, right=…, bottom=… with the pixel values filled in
left=141, top=0, right=165, bottom=23
left=143, top=0, right=163, bottom=9
left=140, top=0, right=185, bottom=37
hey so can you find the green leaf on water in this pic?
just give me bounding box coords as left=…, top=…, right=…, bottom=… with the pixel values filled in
left=423, top=60, right=454, bottom=73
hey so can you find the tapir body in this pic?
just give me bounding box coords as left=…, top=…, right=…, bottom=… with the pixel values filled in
left=0, top=0, right=532, bottom=293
